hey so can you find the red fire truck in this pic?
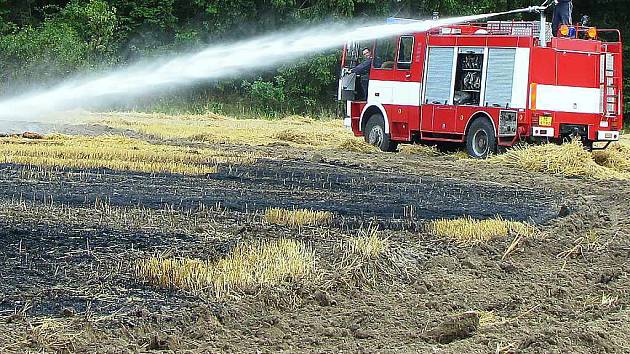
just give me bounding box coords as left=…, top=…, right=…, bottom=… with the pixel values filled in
left=338, top=16, right=624, bottom=158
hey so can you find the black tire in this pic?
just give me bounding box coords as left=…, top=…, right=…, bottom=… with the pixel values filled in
left=466, top=118, right=497, bottom=159
left=364, top=113, right=398, bottom=152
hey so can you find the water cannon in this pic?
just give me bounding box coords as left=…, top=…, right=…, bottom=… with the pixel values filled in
left=526, top=1, right=554, bottom=47
left=524, top=5, right=548, bottom=13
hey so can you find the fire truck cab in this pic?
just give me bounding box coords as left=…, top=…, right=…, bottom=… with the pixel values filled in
left=339, top=18, right=624, bottom=158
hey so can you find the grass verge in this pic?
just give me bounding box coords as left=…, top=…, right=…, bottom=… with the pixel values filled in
left=136, top=239, right=314, bottom=297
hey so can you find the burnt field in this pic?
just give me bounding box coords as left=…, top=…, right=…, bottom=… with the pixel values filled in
left=0, top=117, right=629, bottom=353
left=0, top=157, right=558, bottom=222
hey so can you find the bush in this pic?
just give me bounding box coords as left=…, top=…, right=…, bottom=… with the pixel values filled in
left=242, top=78, right=287, bottom=114
left=59, top=0, right=117, bottom=60
left=0, top=22, right=88, bottom=89
left=240, top=52, right=340, bottom=115
left=0, top=0, right=116, bottom=93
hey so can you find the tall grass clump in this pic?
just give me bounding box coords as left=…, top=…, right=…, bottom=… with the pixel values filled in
left=264, top=207, right=333, bottom=227
left=347, top=225, right=388, bottom=259
left=490, top=140, right=627, bottom=179
left=136, top=239, right=314, bottom=297
left=427, top=216, right=537, bottom=245
left=592, top=142, right=630, bottom=173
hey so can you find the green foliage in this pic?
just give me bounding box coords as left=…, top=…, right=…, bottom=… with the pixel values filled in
left=59, top=0, right=117, bottom=60
left=239, top=53, right=339, bottom=114
left=0, top=0, right=116, bottom=91
left=242, top=78, right=287, bottom=114
left=0, top=22, right=88, bottom=89
left=276, top=53, right=340, bottom=111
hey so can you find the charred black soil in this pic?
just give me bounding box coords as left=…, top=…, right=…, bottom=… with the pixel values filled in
left=0, top=157, right=558, bottom=221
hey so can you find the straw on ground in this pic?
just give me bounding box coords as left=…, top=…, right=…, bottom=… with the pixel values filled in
left=427, top=216, right=537, bottom=245
left=136, top=239, right=314, bottom=297
left=347, top=225, right=388, bottom=258
left=337, top=138, right=380, bottom=153
left=592, top=142, right=630, bottom=173
left=489, top=140, right=628, bottom=179
left=264, top=207, right=333, bottom=227
left=97, top=112, right=351, bottom=148
left=0, top=134, right=257, bottom=175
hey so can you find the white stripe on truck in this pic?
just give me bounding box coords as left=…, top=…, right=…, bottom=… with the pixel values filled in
left=368, top=80, right=422, bottom=106
left=510, top=48, right=530, bottom=109
left=534, top=84, right=602, bottom=114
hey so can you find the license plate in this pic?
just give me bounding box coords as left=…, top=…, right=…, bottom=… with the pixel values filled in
left=539, top=116, right=552, bottom=126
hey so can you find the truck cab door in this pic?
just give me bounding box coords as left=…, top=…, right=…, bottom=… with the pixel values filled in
left=388, top=35, right=421, bottom=137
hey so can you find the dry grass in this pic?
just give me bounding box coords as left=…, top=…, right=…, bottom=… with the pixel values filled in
left=0, top=134, right=257, bottom=175
left=478, top=311, right=505, bottom=327
left=399, top=144, right=441, bottom=157
left=337, top=138, right=379, bottom=153
left=264, top=207, right=334, bottom=227
left=592, top=142, right=630, bottom=173
left=95, top=112, right=351, bottom=148
left=0, top=317, right=99, bottom=353
left=557, top=232, right=603, bottom=270
left=489, top=140, right=628, bottom=179
left=136, top=239, right=314, bottom=297
left=427, top=216, right=537, bottom=245
left=272, top=129, right=318, bottom=145
left=600, top=293, right=619, bottom=308
left=347, top=225, right=388, bottom=258
left=449, top=150, right=471, bottom=159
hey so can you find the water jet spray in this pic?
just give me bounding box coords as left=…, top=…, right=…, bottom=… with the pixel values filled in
left=0, top=6, right=548, bottom=127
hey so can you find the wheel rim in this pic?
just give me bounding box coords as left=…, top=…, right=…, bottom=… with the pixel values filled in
left=472, top=129, right=489, bottom=157
left=368, top=125, right=384, bottom=147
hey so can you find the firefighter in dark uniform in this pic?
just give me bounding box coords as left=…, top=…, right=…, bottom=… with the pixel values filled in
left=552, top=0, right=573, bottom=36
left=351, top=48, right=374, bottom=100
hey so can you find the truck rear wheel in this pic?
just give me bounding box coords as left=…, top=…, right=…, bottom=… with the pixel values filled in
left=466, top=119, right=496, bottom=159
left=364, top=113, right=398, bottom=152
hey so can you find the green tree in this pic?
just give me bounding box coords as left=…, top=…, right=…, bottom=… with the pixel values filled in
left=0, top=0, right=628, bottom=115
left=0, top=0, right=116, bottom=92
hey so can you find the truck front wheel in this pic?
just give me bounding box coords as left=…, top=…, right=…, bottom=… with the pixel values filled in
left=364, top=114, right=398, bottom=152
left=466, top=119, right=497, bottom=159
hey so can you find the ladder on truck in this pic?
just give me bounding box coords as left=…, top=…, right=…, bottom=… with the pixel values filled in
left=601, top=48, right=620, bottom=120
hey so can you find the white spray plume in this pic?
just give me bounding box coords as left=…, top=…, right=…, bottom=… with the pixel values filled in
left=0, top=9, right=531, bottom=122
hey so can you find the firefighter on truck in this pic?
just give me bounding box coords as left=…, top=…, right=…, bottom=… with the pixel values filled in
left=338, top=12, right=623, bottom=158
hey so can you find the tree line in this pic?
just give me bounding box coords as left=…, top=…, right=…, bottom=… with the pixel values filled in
left=0, top=0, right=628, bottom=116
